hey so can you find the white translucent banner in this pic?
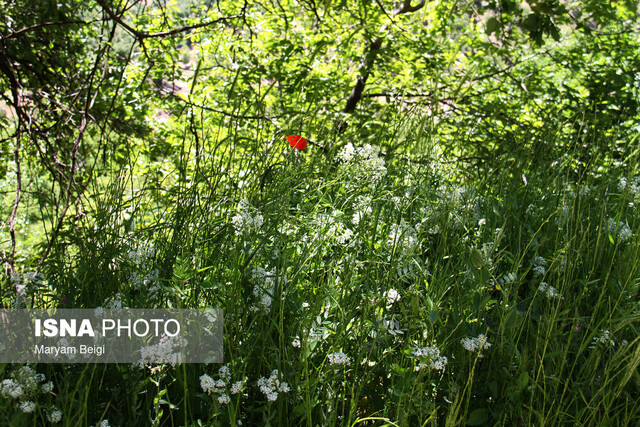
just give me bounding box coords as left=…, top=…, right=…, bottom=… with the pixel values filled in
left=0, top=309, right=223, bottom=364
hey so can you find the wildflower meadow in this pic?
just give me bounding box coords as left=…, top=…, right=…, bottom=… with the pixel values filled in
left=1, top=0, right=639, bottom=425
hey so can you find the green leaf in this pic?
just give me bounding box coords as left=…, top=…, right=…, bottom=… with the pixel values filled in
left=392, top=364, right=408, bottom=375
left=486, top=17, right=500, bottom=35
left=517, top=372, right=530, bottom=391
left=470, top=248, right=484, bottom=269
left=467, top=408, right=489, bottom=425
left=504, top=309, right=517, bottom=329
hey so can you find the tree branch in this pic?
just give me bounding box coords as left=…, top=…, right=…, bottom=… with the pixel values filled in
left=342, top=0, right=426, bottom=117
left=94, top=0, right=247, bottom=41
left=393, top=0, right=426, bottom=15
left=344, top=37, right=383, bottom=114
left=1, top=20, right=87, bottom=41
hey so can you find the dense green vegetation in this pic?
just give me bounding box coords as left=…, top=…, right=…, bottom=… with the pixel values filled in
left=1, top=0, right=639, bottom=425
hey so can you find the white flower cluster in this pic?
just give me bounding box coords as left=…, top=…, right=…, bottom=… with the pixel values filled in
left=388, top=221, right=420, bottom=281
left=578, top=185, right=591, bottom=197
left=127, top=243, right=155, bottom=266
left=137, top=335, right=188, bottom=368
left=250, top=266, right=276, bottom=312
left=257, top=370, right=290, bottom=401
left=480, top=241, right=497, bottom=268
left=127, top=242, right=161, bottom=298
left=19, top=401, right=35, bottom=413
left=606, top=218, right=633, bottom=243
left=327, top=351, right=350, bottom=366
left=0, top=366, right=58, bottom=420
left=461, top=334, right=491, bottom=353
left=351, top=195, right=373, bottom=226
left=47, top=409, right=63, bottom=423
left=0, top=379, right=23, bottom=399
left=10, top=271, right=44, bottom=308
left=533, top=266, right=546, bottom=277
left=338, top=143, right=387, bottom=187
left=383, top=288, right=401, bottom=308
left=95, top=294, right=126, bottom=317
left=231, top=198, right=264, bottom=235
left=200, top=365, right=245, bottom=405
left=618, top=176, right=640, bottom=201
left=292, top=336, right=301, bottom=348
left=310, top=211, right=353, bottom=245
left=592, top=329, right=615, bottom=347
left=618, top=177, right=627, bottom=192
left=412, top=346, right=448, bottom=372
left=532, top=255, right=547, bottom=272
left=388, top=220, right=417, bottom=252
left=278, top=221, right=299, bottom=236
left=538, top=282, right=563, bottom=300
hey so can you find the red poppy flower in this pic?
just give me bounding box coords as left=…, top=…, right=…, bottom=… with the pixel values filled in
left=287, top=135, right=307, bottom=150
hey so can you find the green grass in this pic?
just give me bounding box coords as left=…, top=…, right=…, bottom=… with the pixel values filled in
left=1, top=117, right=640, bottom=426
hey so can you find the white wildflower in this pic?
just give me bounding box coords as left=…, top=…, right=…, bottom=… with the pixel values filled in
left=218, top=365, right=231, bottom=382
left=593, top=329, right=615, bottom=347
left=137, top=335, right=187, bottom=367
left=412, top=346, right=448, bottom=372
left=257, top=370, right=289, bottom=402
left=384, top=289, right=401, bottom=306
left=538, top=282, right=563, bottom=299
left=1, top=366, right=47, bottom=399
left=430, top=355, right=448, bottom=371
left=618, top=177, right=627, bottom=191
left=338, top=143, right=386, bottom=187
left=336, top=228, right=353, bottom=244
left=327, top=351, right=350, bottom=366
left=533, top=256, right=547, bottom=266
left=461, top=334, right=491, bottom=353
left=352, top=196, right=373, bottom=225
left=47, top=409, right=62, bottom=423
left=200, top=374, right=216, bottom=394
left=0, top=379, right=23, bottom=399
left=606, top=218, right=632, bottom=243
left=19, top=401, right=36, bottom=413
left=251, top=266, right=277, bottom=312
left=533, top=265, right=546, bottom=278
left=232, top=199, right=264, bottom=235
left=230, top=381, right=244, bottom=394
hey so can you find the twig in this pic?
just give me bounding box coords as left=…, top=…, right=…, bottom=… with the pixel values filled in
left=1, top=20, right=87, bottom=41
left=94, top=0, right=247, bottom=41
